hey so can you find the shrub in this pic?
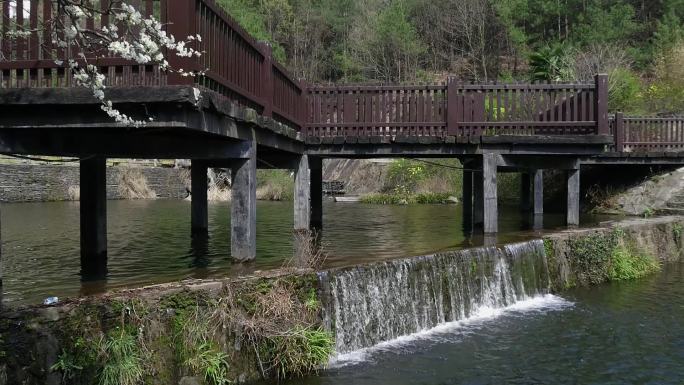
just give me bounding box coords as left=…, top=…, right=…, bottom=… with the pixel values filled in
left=608, top=68, right=642, bottom=113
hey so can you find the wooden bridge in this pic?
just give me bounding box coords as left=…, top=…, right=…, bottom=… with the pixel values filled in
left=1, top=0, right=684, bottom=279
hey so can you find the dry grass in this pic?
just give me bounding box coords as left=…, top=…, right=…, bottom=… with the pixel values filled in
left=285, top=229, right=328, bottom=270
left=256, top=184, right=288, bottom=201
left=586, top=184, right=624, bottom=212
left=256, top=170, right=294, bottom=201
left=414, top=175, right=452, bottom=194
left=117, top=167, right=157, bottom=200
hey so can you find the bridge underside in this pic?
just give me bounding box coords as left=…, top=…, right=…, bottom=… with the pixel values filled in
left=0, top=86, right=681, bottom=282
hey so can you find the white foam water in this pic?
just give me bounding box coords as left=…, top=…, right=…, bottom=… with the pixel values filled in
left=331, top=294, right=573, bottom=366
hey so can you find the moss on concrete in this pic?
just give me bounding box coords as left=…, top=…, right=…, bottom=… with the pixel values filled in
left=543, top=217, right=682, bottom=291
left=0, top=271, right=331, bottom=385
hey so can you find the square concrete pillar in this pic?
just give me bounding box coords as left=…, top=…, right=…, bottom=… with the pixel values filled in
left=231, top=139, right=257, bottom=262
left=294, top=154, right=311, bottom=231
left=80, top=156, right=108, bottom=278
left=533, top=169, right=544, bottom=215
left=294, top=155, right=324, bottom=231
left=482, top=153, right=498, bottom=234
left=566, top=168, right=580, bottom=226
left=191, top=160, right=208, bottom=235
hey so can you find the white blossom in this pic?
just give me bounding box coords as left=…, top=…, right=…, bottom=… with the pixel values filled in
left=3, top=2, right=204, bottom=126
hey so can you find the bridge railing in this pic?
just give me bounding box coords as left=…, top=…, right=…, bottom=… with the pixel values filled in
left=0, top=0, right=306, bottom=129
left=614, top=113, right=684, bottom=153
left=304, top=75, right=609, bottom=139
left=0, top=0, right=168, bottom=88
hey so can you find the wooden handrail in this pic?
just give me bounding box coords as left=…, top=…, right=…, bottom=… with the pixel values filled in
left=0, top=0, right=306, bottom=128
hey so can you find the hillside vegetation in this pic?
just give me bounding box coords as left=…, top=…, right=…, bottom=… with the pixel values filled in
left=219, top=0, right=684, bottom=115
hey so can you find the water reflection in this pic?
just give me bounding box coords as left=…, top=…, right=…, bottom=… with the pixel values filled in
left=1, top=199, right=618, bottom=306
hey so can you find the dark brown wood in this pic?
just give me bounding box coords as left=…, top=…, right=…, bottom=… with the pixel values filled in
left=615, top=112, right=625, bottom=152
left=260, top=43, right=273, bottom=118
left=447, top=77, right=458, bottom=135
left=595, top=74, right=608, bottom=135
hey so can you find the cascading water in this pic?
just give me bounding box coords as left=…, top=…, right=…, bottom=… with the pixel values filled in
left=319, top=239, right=551, bottom=354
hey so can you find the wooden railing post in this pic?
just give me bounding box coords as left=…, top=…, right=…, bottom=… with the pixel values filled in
left=615, top=112, right=625, bottom=152
left=260, top=42, right=273, bottom=118
left=166, top=0, right=197, bottom=85
left=300, top=79, right=310, bottom=134
left=447, top=77, right=459, bottom=136
left=595, top=73, right=609, bottom=135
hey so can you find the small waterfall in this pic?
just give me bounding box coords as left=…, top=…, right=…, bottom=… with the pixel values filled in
left=320, top=240, right=550, bottom=354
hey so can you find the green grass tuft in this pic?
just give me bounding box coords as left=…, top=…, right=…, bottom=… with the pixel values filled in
left=608, top=246, right=660, bottom=281
left=96, top=328, right=144, bottom=385
left=185, top=342, right=231, bottom=385
left=360, top=192, right=453, bottom=204
left=261, top=327, right=334, bottom=379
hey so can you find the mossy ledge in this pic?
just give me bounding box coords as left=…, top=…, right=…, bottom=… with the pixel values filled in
left=543, top=216, right=684, bottom=292
left=1, top=216, right=683, bottom=385
left=0, top=270, right=332, bottom=385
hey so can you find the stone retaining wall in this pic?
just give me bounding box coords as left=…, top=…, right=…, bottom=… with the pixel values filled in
left=0, top=164, right=189, bottom=202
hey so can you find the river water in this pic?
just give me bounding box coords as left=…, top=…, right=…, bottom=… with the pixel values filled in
left=289, top=261, right=684, bottom=385
left=1, top=200, right=614, bottom=305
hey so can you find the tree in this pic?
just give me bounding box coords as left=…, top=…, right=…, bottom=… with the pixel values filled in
left=350, top=0, right=424, bottom=82
left=1, top=0, right=201, bottom=126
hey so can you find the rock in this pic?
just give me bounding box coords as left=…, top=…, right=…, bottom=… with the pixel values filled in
left=398, top=199, right=409, bottom=205
left=179, top=376, right=202, bottom=385
left=611, top=167, right=684, bottom=215
left=446, top=196, right=459, bottom=204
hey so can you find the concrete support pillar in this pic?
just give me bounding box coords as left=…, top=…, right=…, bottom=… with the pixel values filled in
left=231, top=139, right=257, bottom=262
left=191, top=160, right=208, bottom=235
left=482, top=153, right=498, bottom=234
left=462, top=169, right=473, bottom=232
left=310, top=157, right=323, bottom=231
left=533, top=169, right=544, bottom=215
left=80, top=156, right=108, bottom=278
left=520, top=172, right=532, bottom=211
left=294, top=154, right=311, bottom=231
left=294, top=155, right=324, bottom=232
left=566, top=168, right=580, bottom=226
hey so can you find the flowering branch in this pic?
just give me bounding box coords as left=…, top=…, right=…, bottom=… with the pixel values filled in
left=3, top=0, right=204, bottom=127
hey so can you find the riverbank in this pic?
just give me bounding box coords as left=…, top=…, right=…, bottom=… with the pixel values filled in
left=1, top=216, right=681, bottom=384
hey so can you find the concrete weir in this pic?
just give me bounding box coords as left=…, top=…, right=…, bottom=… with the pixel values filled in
left=1, top=216, right=682, bottom=384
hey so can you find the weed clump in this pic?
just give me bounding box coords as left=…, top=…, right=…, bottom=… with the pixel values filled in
left=608, top=246, right=659, bottom=281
